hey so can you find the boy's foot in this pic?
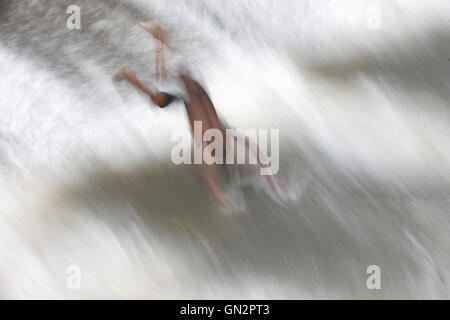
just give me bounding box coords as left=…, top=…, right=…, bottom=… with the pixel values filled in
left=216, top=193, right=238, bottom=216
left=138, top=21, right=164, bottom=42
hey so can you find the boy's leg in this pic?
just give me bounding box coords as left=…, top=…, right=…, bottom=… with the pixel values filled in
left=194, top=161, right=235, bottom=214
left=139, top=21, right=165, bottom=82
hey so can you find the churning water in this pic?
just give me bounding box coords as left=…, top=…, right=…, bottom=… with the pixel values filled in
left=1, top=0, right=450, bottom=298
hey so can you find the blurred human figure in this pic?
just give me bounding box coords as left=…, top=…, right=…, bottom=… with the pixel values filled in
left=114, top=21, right=281, bottom=212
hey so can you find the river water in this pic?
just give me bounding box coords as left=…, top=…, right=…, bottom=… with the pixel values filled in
left=0, top=0, right=449, bottom=298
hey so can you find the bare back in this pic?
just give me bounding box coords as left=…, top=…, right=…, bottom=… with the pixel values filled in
left=179, top=75, right=225, bottom=134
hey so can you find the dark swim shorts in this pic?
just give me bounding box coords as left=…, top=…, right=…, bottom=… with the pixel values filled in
left=161, top=91, right=177, bottom=106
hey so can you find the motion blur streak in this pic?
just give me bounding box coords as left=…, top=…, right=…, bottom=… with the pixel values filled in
left=1, top=0, right=449, bottom=298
